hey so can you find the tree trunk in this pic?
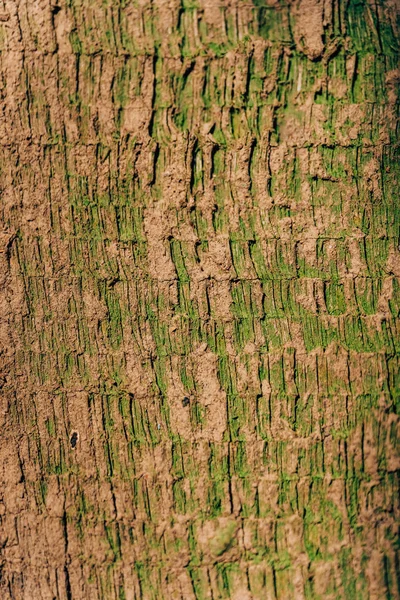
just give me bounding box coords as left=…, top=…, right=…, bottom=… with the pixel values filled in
left=0, top=0, right=399, bottom=598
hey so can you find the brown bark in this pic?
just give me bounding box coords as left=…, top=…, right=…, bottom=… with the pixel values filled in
left=0, top=0, right=399, bottom=598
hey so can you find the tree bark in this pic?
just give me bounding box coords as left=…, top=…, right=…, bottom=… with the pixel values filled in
left=0, top=0, right=399, bottom=598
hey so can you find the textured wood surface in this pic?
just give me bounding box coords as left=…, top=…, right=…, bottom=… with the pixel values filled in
left=0, top=1, right=399, bottom=598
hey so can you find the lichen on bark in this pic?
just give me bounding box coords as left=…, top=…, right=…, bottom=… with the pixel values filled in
left=0, top=0, right=399, bottom=598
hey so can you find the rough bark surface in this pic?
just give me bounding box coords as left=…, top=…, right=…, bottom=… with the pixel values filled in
left=0, top=0, right=399, bottom=598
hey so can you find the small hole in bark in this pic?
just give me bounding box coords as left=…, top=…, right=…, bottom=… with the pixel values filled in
left=70, top=431, right=79, bottom=449
left=182, top=396, right=190, bottom=407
